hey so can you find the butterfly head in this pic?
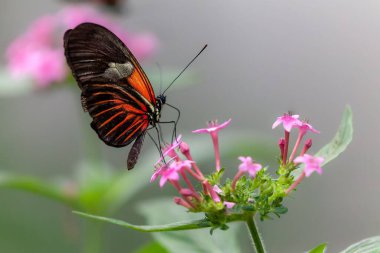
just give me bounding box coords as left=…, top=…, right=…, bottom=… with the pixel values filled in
left=156, top=94, right=166, bottom=108
left=150, top=94, right=166, bottom=126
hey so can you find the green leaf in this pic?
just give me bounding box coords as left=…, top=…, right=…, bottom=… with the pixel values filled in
left=293, top=106, right=353, bottom=177
left=308, top=243, right=328, bottom=253
left=133, top=242, right=169, bottom=253
left=138, top=198, right=242, bottom=253
left=73, top=211, right=213, bottom=232
left=97, top=152, right=158, bottom=214
left=316, top=106, right=353, bottom=166
left=0, top=171, right=76, bottom=207
left=274, top=206, right=288, bottom=215
left=340, top=236, right=380, bottom=253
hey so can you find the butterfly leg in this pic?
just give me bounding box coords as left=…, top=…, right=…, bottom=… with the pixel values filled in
left=161, top=103, right=181, bottom=142
left=147, top=130, right=165, bottom=163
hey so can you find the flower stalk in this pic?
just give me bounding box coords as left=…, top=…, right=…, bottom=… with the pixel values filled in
left=246, top=215, right=266, bottom=253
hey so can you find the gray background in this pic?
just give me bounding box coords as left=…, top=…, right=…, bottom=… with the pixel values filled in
left=0, top=0, right=379, bottom=252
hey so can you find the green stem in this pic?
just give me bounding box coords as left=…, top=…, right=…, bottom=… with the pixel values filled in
left=246, top=215, right=266, bottom=253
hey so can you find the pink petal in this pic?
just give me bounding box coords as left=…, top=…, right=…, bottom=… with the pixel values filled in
left=224, top=201, right=236, bottom=209
left=272, top=118, right=282, bottom=129
left=293, top=156, right=305, bottom=163
left=159, top=176, right=168, bottom=188
left=192, top=119, right=232, bottom=134
left=213, top=185, right=223, bottom=194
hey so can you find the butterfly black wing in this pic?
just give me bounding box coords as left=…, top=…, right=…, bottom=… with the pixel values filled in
left=64, top=23, right=156, bottom=148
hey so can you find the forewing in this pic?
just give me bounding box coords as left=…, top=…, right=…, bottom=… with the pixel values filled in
left=127, top=132, right=146, bottom=170
left=63, top=22, right=156, bottom=105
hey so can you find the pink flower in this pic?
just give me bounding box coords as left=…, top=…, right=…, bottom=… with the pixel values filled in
left=297, top=121, right=320, bottom=135
left=173, top=197, right=193, bottom=209
left=159, top=167, right=180, bottom=188
left=232, top=156, right=262, bottom=190
left=155, top=136, right=182, bottom=166
left=179, top=140, right=204, bottom=179
left=294, top=154, right=324, bottom=177
left=126, top=33, right=158, bottom=61
left=163, top=135, right=182, bottom=157
left=172, top=160, right=194, bottom=172
left=224, top=201, right=236, bottom=209
left=150, top=163, right=167, bottom=183
left=193, top=119, right=232, bottom=171
left=193, top=119, right=232, bottom=135
left=30, top=49, right=66, bottom=87
left=213, top=185, right=223, bottom=194
left=153, top=160, right=193, bottom=188
left=272, top=113, right=301, bottom=132
left=203, top=180, right=221, bottom=202
left=179, top=141, right=190, bottom=155
left=6, top=15, right=64, bottom=87
left=238, top=156, right=262, bottom=178
left=6, top=5, right=157, bottom=89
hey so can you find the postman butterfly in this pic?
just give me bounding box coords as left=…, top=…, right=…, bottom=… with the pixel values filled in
left=64, top=22, right=206, bottom=170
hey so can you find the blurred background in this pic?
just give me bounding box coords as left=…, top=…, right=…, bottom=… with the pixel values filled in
left=0, top=0, right=379, bottom=252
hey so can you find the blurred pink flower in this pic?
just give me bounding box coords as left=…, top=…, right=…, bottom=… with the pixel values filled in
left=232, top=156, right=262, bottom=190
left=6, top=5, right=157, bottom=89
left=224, top=201, right=236, bottom=209
left=238, top=156, right=262, bottom=178
left=294, top=154, right=324, bottom=177
left=6, top=15, right=65, bottom=87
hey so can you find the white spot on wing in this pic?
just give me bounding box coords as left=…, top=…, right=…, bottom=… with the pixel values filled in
left=104, top=62, right=134, bottom=81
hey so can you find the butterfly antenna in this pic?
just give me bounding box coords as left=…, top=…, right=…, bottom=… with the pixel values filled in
left=162, top=44, right=208, bottom=95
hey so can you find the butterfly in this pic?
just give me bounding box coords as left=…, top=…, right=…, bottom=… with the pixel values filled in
left=64, top=22, right=167, bottom=170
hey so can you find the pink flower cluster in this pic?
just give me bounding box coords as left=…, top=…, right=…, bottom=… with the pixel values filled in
left=151, top=119, right=238, bottom=210
left=272, top=113, right=324, bottom=194
left=151, top=113, right=325, bottom=209
left=6, top=5, right=157, bottom=88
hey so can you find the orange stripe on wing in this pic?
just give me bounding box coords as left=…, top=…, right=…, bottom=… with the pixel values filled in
left=114, top=115, right=147, bottom=142
left=122, top=120, right=148, bottom=144
left=91, top=84, right=147, bottom=111
left=105, top=113, right=134, bottom=137
left=98, top=111, right=124, bottom=128
left=93, top=105, right=123, bottom=117
left=92, top=99, right=125, bottom=105
left=91, top=100, right=145, bottom=115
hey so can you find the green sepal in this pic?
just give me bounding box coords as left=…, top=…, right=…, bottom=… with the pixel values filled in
left=207, top=168, right=225, bottom=185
